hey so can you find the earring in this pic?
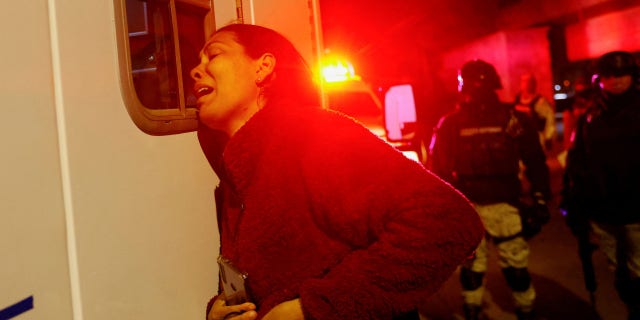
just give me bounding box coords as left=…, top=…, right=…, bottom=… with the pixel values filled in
left=256, top=77, right=262, bottom=85
left=257, top=86, right=266, bottom=109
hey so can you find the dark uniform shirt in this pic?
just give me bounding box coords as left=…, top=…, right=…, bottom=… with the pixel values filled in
left=564, top=88, right=640, bottom=224
left=429, top=100, right=550, bottom=205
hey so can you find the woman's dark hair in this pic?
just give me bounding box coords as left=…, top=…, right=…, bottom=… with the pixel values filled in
left=215, top=23, right=320, bottom=107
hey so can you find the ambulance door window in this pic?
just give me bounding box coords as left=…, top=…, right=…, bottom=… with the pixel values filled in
left=114, top=0, right=214, bottom=135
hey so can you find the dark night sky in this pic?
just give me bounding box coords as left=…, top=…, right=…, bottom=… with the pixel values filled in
left=319, top=0, right=500, bottom=82
left=317, top=1, right=511, bottom=131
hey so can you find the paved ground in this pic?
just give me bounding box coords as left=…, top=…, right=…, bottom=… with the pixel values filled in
left=417, top=149, right=629, bottom=320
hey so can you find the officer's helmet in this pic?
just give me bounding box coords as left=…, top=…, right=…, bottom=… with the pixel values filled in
left=596, top=51, right=639, bottom=80
left=458, top=59, right=503, bottom=94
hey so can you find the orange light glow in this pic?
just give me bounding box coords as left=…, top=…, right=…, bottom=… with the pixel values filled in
left=318, top=54, right=361, bottom=83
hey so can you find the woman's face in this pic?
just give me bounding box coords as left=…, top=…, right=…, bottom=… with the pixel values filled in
left=599, top=74, right=632, bottom=95
left=190, top=31, right=261, bottom=134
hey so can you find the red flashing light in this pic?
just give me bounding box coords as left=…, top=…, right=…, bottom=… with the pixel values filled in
left=318, top=54, right=361, bottom=83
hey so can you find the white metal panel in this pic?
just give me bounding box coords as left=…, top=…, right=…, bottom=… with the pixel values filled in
left=48, top=0, right=219, bottom=318
left=251, top=0, right=318, bottom=65
left=212, top=0, right=323, bottom=67
left=213, top=0, right=239, bottom=26
left=0, top=0, right=74, bottom=319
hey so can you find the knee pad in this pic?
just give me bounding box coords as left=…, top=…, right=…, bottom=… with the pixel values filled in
left=460, top=267, right=484, bottom=291
left=502, top=267, right=531, bottom=292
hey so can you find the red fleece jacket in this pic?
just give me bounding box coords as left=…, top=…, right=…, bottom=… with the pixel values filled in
left=203, top=104, right=484, bottom=319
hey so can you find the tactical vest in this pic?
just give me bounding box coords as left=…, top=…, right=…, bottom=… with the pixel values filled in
left=454, top=109, right=520, bottom=177
left=514, top=94, right=545, bottom=132
left=452, top=105, right=524, bottom=203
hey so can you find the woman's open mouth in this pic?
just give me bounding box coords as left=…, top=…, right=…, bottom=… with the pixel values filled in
left=195, top=86, right=214, bottom=99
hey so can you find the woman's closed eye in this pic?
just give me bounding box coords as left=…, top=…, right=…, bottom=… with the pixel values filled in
left=205, top=47, right=222, bottom=60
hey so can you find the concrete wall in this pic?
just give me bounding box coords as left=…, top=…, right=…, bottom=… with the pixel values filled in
left=440, top=27, right=554, bottom=104
left=565, top=5, right=640, bottom=61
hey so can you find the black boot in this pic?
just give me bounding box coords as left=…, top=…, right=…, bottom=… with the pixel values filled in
left=463, top=304, right=483, bottom=320
left=516, top=308, right=536, bottom=320
left=392, top=309, right=420, bottom=320
left=628, top=305, right=640, bottom=320
left=618, top=276, right=640, bottom=320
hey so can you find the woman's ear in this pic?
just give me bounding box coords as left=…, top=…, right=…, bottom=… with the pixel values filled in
left=256, top=53, right=276, bottom=84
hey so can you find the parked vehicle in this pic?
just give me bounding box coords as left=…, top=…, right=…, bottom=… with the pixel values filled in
left=320, top=57, right=424, bottom=162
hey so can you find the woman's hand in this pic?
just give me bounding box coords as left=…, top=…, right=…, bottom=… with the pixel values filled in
left=262, top=299, right=304, bottom=320
left=207, top=297, right=257, bottom=320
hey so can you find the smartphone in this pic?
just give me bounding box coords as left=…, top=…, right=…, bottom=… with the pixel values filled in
left=217, top=256, right=249, bottom=306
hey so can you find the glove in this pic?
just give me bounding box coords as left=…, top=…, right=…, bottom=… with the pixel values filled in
left=520, top=193, right=550, bottom=239
left=565, top=211, right=589, bottom=237
left=559, top=191, right=591, bottom=236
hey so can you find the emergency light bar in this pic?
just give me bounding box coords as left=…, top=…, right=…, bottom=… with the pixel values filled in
left=319, top=54, right=361, bottom=83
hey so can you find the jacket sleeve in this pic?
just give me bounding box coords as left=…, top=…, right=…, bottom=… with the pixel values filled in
left=427, top=115, right=455, bottom=183
left=534, top=96, right=556, bottom=142
left=205, top=295, right=218, bottom=320
left=562, top=113, right=589, bottom=213
left=297, top=113, right=484, bottom=320
left=514, top=112, right=552, bottom=200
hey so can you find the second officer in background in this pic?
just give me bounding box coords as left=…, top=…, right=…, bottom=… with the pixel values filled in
left=562, top=50, right=640, bottom=320
left=428, top=60, right=551, bottom=320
